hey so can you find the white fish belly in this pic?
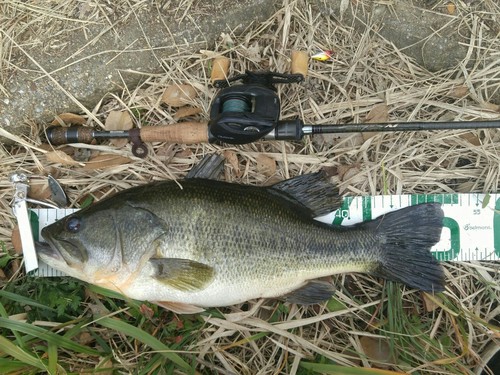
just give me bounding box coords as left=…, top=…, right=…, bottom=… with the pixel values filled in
left=124, top=269, right=342, bottom=308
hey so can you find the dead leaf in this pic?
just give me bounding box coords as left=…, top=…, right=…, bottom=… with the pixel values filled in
left=342, top=166, right=361, bottom=182
left=95, top=359, right=114, bottom=375
left=446, top=2, right=456, bottom=14
left=105, top=111, right=133, bottom=131
left=11, top=226, right=23, bottom=255
left=223, top=150, right=241, bottom=177
left=162, top=84, right=197, bottom=107
left=73, top=148, right=93, bottom=162
left=220, top=32, right=234, bottom=48
left=359, top=336, right=392, bottom=364
left=480, top=102, right=500, bottom=112
left=140, top=304, right=155, bottom=320
left=337, top=164, right=360, bottom=181
left=28, top=180, right=51, bottom=201
left=322, top=166, right=338, bottom=177
left=363, top=103, right=389, bottom=141
left=173, top=106, right=202, bottom=120
left=82, top=154, right=132, bottom=170
left=256, top=154, right=276, bottom=177
left=457, top=181, right=475, bottom=193
left=199, top=49, right=219, bottom=59
left=155, top=143, right=177, bottom=162
left=262, top=175, right=283, bottom=186
left=448, top=85, right=469, bottom=98
left=51, top=113, right=86, bottom=125
left=10, top=259, right=20, bottom=275
left=105, top=111, right=133, bottom=147
left=422, top=292, right=439, bottom=312
left=459, top=132, right=481, bottom=146
left=243, top=43, right=262, bottom=62
left=365, top=104, right=389, bottom=122
left=313, top=133, right=364, bottom=148
left=337, top=164, right=350, bottom=180
left=46, top=150, right=81, bottom=166
left=38, top=143, right=57, bottom=152
left=175, top=148, right=194, bottom=158
left=77, top=332, right=94, bottom=345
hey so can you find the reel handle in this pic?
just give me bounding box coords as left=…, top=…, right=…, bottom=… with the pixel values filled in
left=291, top=50, right=308, bottom=77
left=211, top=56, right=230, bottom=83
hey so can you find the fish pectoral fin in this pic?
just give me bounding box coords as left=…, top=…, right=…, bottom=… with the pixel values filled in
left=149, top=258, right=214, bottom=291
left=285, top=280, right=335, bottom=305
left=153, top=301, right=205, bottom=314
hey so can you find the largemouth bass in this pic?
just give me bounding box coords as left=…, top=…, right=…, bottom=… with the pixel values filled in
left=38, top=173, right=444, bottom=313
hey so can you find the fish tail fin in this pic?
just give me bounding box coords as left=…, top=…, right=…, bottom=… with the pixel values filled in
left=366, top=203, right=445, bottom=292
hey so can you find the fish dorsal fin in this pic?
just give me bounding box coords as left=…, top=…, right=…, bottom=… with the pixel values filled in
left=186, top=154, right=224, bottom=180
left=153, top=301, right=205, bottom=314
left=149, top=258, right=214, bottom=292
left=285, top=280, right=335, bottom=305
left=270, top=172, right=342, bottom=218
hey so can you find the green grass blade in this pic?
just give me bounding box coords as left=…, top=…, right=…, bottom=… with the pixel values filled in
left=97, top=317, right=192, bottom=371
left=0, top=289, right=58, bottom=312
left=300, top=362, right=406, bottom=375
left=136, top=353, right=166, bottom=375
left=86, top=284, right=132, bottom=302
left=0, top=300, right=25, bottom=348
left=0, top=358, right=32, bottom=372
left=47, top=342, right=58, bottom=375
left=0, top=334, right=47, bottom=371
left=0, top=317, right=100, bottom=356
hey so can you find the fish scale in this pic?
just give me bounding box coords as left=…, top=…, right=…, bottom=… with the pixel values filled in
left=36, top=174, right=445, bottom=312
left=144, top=181, right=374, bottom=279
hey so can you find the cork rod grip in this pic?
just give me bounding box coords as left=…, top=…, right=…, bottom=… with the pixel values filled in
left=46, top=126, right=95, bottom=145
left=139, top=122, right=209, bottom=144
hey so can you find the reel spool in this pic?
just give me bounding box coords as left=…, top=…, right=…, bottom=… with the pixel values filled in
left=208, top=83, right=281, bottom=144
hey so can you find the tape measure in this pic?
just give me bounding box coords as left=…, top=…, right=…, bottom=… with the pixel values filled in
left=29, top=192, right=500, bottom=277
left=316, top=193, right=500, bottom=262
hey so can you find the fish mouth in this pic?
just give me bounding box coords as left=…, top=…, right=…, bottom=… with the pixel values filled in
left=35, top=240, right=63, bottom=262
left=37, top=233, right=77, bottom=265
left=39, top=228, right=87, bottom=266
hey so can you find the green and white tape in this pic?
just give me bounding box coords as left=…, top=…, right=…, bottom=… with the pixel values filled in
left=317, top=193, right=500, bottom=262
left=30, top=193, right=500, bottom=276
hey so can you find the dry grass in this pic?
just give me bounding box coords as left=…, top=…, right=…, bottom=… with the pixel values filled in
left=1, top=0, right=499, bottom=374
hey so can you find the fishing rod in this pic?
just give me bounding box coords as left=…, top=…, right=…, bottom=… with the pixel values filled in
left=45, top=52, right=500, bottom=157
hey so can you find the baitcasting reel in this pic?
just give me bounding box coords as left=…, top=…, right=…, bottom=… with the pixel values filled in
left=208, top=70, right=304, bottom=144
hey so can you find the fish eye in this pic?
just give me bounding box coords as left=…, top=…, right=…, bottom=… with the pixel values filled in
left=65, top=217, right=82, bottom=233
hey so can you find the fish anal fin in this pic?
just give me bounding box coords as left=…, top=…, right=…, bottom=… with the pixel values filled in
left=150, top=258, right=214, bottom=291
left=153, top=301, right=205, bottom=314
left=285, top=280, right=335, bottom=305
